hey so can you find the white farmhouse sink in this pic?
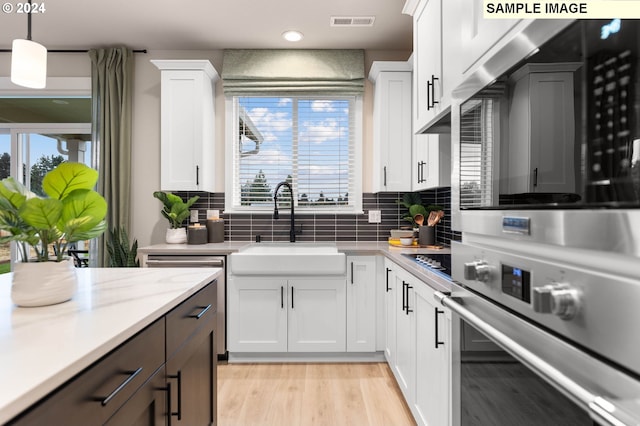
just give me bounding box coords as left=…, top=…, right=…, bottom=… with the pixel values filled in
left=230, top=243, right=346, bottom=275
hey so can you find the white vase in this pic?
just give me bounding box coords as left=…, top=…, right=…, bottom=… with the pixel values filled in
left=166, top=227, right=187, bottom=244
left=11, top=259, right=78, bottom=307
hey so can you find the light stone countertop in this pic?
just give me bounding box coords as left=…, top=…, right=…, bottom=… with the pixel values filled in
left=0, top=267, right=223, bottom=424
left=139, top=240, right=454, bottom=292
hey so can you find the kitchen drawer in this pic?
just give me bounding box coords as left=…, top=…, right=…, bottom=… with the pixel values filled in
left=166, top=280, right=217, bottom=358
left=10, top=319, right=165, bottom=426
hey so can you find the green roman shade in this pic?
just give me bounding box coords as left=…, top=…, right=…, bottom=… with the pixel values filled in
left=221, top=49, right=365, bottom=96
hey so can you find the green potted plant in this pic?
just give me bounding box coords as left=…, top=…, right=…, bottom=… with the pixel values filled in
left=397, top=192, right=443, bottom=246
left=397, top=192, right=442, bottom=228
left=153, top=191, right=199, bottom=243
left=106, top=226, right=140, bottom=267
left=0, top=162, right=107, bottom=306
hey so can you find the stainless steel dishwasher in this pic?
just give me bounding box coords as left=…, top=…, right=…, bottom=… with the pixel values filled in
left=145, top=254, right=227, bottom=358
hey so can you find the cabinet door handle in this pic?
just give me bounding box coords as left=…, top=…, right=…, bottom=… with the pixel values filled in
left=101, top=367, right=143, bottom=406
left=164, top=382, right=173, bottom=426
left=417, top=161, right=421, bottom=184
left=351, top=262, right=354, bottom=284
left=168, top=371, right=182, bottom=420
left=435, top=307, right=445, bottom=348
left=190, top=304, right=212, bottom=319
left=533, top=167, right=538, bottom=187
left=427, top=75, right=440, bottom=110
left=402, top=281, right=407, bottom=312
left=291, top=286, right=295, bottom=309
left=406, top=285, right=413, bottom=315
left=196, top=165, right=200, bottom=186
left=385, top=268, right=392, bottom=292
left=383, top=166, right=387, bottom=187
left=281, top=285, right=284, bottom=309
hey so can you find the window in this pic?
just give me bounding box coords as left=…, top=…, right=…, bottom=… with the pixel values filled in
left=225, top=95, right=362, bottom=213
left=459, top=98, right=497, bottom=208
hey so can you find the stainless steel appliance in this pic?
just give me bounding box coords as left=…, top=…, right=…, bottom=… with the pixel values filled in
left=446, top=18, right=640, bottom=426
left=145, top=254, right=227, bottom=358
left=443, top=237, right=640, bottom=425
left=452, top=19, right=640, bottom=231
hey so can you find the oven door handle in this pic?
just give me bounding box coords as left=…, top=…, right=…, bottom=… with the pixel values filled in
left=433, top=291, right=637, bottom=426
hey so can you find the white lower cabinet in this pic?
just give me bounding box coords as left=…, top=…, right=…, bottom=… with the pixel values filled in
left=288, top=278, right=346, bottom=352
left=346, top=256, right=377, bottom=352
left=228, top=256, right=452, bottom=425
left=394, top=267, right=417, bottom=403
left=383, top=258, right=398, bottom=364
left=228, top=276, right=346, bottom=352
left=386, top=258, right=452, bottom=426
left=414, top=279, right=451, bottom=426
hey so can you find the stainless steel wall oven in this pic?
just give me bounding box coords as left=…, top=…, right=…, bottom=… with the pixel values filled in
left=447, top=18, right=640, bottom=426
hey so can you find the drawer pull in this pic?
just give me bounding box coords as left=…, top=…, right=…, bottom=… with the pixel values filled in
left=190, top=304, right=212, bottom=319
left=101, top=367, right=143, bottom=406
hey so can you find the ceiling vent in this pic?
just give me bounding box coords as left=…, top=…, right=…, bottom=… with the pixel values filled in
left=330, top=16, right=376, bottom=27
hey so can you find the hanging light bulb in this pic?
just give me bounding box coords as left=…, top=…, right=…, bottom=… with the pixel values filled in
left=11, top=0, right=47, bottom=89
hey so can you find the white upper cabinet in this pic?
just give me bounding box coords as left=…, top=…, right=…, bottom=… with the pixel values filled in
left=405, top=0, right=463, bottom=132
left=152, top=60, right=218, bottom=192
left=412, top=133, right=451, bottom=191
left=411, top=0, right=442, bottom=132
left=369, top=62, right=413, bottom=192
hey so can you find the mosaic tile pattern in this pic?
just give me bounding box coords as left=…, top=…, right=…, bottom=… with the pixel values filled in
left=173, top=188, right=461, bottom=246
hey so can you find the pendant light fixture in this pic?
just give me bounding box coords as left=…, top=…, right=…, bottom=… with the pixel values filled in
left=11, top=0, right=47, bottom=89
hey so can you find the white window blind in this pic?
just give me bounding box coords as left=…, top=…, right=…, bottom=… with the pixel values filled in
left=460, top=98, right=495, bottom=208
left=228, top=96, right=360, bottom=213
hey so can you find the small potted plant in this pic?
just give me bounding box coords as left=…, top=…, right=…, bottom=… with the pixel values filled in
left=153, top=191, right=199, bottom=244
left=397, top=192, right=443, bottom=246
left=0, top=162, right=107, bottom=307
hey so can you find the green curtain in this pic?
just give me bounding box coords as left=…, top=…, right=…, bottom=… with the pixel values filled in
left=221, top=49, right=365, bottom=95
left=89, top=47, right=133, bottom=266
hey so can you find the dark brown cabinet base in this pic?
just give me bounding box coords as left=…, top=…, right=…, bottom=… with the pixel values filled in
left=8, top=281, right=217, bottom=426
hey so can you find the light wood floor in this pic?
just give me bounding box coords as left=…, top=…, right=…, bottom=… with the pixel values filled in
left=217, top=362, right=416, bottom=426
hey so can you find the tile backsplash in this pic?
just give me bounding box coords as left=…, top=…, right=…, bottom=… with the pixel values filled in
left=175, top=188, right=461, bottom=247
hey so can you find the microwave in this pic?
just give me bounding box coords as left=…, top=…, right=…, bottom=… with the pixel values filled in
left=451, top=19, right=640, bottom=255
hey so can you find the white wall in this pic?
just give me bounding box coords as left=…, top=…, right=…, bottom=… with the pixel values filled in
left=0, top=48, right=411, bottom=247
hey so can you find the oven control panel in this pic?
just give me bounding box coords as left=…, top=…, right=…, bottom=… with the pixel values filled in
left=501, top=264, right=531, bottom=304
left=452, top=241, right=587, bottom=323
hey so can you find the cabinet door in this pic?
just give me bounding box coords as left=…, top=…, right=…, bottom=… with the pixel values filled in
left=153, top=60, right=217, bottom=192
left=413, top=0, right=442, bottom=131
left=105, top=366, right=167, bottom=426
left=228, top=277, right=287, bottom=352
left=415, top=285, right=451, bottom=426
left=287, top=278, right=346, bottom=352
left=371, top=70, right=413, bottom=192
left=383, top=259, right=398, bottom=365
left=393, top=270, right=416, bottom=403
left=441, top=0, right=463, bottom=109
left=166, top=314, right=217, bottom=426
left=413, top=133, right=451, bottom=191
left=346, top=256, right=377, bottom=352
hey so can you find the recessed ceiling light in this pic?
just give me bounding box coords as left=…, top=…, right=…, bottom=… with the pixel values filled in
left=282, top=30, right=304, bottom=42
